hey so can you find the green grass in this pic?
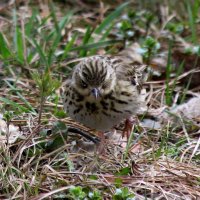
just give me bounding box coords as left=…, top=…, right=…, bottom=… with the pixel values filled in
left=186, top=0, right=198, bottom=44
left=165, top=39, right=173, bottom=106
left=0, top=1, right=200, bottom=199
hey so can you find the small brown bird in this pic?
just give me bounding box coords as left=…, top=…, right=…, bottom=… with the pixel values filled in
left=62, top=55, right=146, bottom=143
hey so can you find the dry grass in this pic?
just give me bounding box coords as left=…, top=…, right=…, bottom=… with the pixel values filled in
left=0, top=1, right=200, bottom=199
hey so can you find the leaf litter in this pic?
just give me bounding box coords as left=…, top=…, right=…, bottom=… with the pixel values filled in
left=0, top=1, right=200, bottom=199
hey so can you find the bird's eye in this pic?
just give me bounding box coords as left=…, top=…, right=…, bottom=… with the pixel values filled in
left=82, top=72, right=89, bottom=80
left=81, top=80, right=88, bottom=88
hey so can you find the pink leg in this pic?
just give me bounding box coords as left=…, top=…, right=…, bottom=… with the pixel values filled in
left=97, top=131, right=106, bottom=154
left=122, top=117, right=135, bottom=139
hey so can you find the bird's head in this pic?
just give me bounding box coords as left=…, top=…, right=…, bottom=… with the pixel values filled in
left=72, top=56, right=116, bottom=99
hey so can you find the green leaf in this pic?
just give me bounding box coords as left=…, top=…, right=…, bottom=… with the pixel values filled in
left=88, top=189, right=102, bottom=200
left=52, top=121, right=68, bottom=132
left=113, top=187, right=135, bottom=200
left=89, top=175, right=98, bottom=180
left=69, top=186, right=86, bottom=199
left=114, top=178, right=123, bottom=188
left=115, top=167, right=131, bottom=176
left=46, top=135, right=65, bottom=152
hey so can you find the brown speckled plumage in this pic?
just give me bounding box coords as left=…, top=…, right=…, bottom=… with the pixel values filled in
left=62, top=55, right=146, bottom=131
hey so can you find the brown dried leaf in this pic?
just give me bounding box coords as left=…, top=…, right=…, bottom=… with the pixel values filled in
left=171, top=96, right=200, bottom=121
left=0, top=119, right=23, bottom=144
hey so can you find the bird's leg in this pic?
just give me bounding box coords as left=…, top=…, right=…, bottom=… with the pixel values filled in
left=122, top=117, right=135, bottom=139
left=97, top=131, right=106, bottom=154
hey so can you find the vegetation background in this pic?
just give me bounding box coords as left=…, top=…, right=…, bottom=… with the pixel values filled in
left=0, top=0, right=200, bottom=199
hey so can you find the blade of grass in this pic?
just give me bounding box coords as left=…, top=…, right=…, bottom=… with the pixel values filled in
left=58, top=12, right=73, bottom=31
left=47, top=5, right=73, bottom=65
left=165, top=39, right=173, bottom=106
left=186, top=0, right=198, bottom=44
left=47, top=2, right=61, bottom=66
left=46, top=11, right=73, bottom=42
left=5, top=80, right=36, bottom=113
left=47, top=33, right=62, bottom=67
left=13, top=9, right=24, bottom=64
left=88, top=2, right=128, bottom=55
left=49, top=1, right=60, bottom=34
left=100, top=23, right=115, bottom=41
left=180, top=73, right=192, bottom=104
left=47, top=13, right=74, bottom=66
left=0, top=33, right=12, bottom=59
left=89, top=23, right=114, bottom=55
left=14, top=27, right=24, bottom=64
left=171, top=61, right=185, bottom=95
left=94, top=1, right=131, bottom=34
left=123, top=128, right=135, bottom=160
left=32, top=38, right=49, bottom=68
left=79, top=26, right=93, bottom=57
left=180, top=47, right=199, bottom=103
left=0, top=97, right=30, bottom=113
left=25, top=9, right=38, bottom=37
left=61, top=32, right=78, bottom=60
left=70, top=39, right=122, bottom=51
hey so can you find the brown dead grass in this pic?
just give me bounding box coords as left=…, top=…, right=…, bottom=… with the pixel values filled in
left=0, top=1, right=200, bottom=199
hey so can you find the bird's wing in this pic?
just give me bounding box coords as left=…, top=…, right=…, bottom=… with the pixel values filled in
left=109, top=56, right=147, bottom=92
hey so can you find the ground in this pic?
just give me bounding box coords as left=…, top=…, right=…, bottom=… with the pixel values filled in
left=0, top=0, right=200, bottom=199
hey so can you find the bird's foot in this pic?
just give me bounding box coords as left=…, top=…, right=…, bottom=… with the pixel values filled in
left=122, top=117, right=136, bottom=139
left=97, top=131, right=107, bottom=154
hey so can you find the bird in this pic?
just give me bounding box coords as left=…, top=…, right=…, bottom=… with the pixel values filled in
left=62, top=55, right=147, bottom=149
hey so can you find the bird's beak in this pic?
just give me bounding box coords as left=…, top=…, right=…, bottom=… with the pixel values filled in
left=91, top=88, right=100, bottom=99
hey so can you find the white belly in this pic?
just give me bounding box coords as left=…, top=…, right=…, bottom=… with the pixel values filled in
left=63, top=83, right=144, bottom=131
left=65, top=98, right=137, bottom=131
